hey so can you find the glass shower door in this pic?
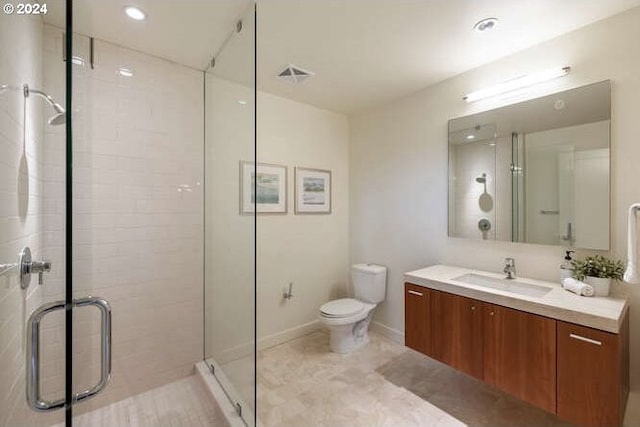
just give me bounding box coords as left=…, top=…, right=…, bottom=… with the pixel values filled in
left=204, top=4, right=256, bottom=426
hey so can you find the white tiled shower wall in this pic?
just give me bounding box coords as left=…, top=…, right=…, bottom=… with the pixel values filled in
left=0, top=13, right=57, bottom=427
left=449, top=137, right=511, bottom=242
left=41, top=25, right=204, bottom=414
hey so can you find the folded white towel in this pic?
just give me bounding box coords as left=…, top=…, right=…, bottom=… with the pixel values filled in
left=623, top=203, right=640, bottom=284
left=562, top=277, right=595, bottom=297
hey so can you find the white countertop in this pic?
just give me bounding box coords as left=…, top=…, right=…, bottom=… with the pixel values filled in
left=404, top=265, right=628, bottom=333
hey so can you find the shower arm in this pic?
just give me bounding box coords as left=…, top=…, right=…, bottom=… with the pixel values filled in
left=23, top=84, right=64, bottom=112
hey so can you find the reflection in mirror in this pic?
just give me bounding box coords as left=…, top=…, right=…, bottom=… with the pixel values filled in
left=448, top=81, right=610, bottom=250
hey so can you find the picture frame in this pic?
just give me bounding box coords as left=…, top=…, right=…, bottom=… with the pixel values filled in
left=295, top=167, right=332, bottom=214
left=240, top=161, right=287, bottom=214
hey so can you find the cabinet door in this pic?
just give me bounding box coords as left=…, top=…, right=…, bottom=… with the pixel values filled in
left=483, top=304, right=556, bottom=413
left=404, top=283, right=431, bottom=355
left=431, top=291, right=483, bottom=379
left=557, top=316, right=629, bottom=427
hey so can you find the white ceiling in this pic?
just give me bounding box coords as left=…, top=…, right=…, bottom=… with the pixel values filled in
left=45, top=0, right=640, bottom=114
left=44, top=0, right=253, bottom=70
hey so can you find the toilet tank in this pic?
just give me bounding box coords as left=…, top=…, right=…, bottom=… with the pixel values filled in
left=351, top=264, right=387, bottom=303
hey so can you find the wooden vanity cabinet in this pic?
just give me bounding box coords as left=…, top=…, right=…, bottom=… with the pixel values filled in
left=431, top=290, right=484, bottom=379
left=404, top=283, right=431, bottom=355
left=483, top=303, right=556, bottom=413
left=405, top=278, right=629, bottom=427
left=556, top=313, right=629, bottom=427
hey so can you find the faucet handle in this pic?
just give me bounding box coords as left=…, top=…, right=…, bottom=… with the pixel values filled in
left=503, top=257, right=516, bottom=279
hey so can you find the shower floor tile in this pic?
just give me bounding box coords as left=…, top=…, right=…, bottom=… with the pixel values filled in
left=258, top=330, right=576, bottom=427
left=53, top=375, right=226, bottom=427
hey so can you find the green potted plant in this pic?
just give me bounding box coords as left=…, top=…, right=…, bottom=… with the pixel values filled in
left=571, top=255, right=624, bottom=296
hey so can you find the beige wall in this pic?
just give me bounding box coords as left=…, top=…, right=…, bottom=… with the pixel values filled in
left=257, top=91, right=350, bottom=347
left=350, top=6, right=640, bottom=403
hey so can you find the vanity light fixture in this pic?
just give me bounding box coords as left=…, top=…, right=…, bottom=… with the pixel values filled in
left=123, top=5, right=146, bottom=21
left=464, top=66, right=571, bottom=103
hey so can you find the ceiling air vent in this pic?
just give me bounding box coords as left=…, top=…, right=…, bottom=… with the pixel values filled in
left=277, top=64, right=314, bottom=84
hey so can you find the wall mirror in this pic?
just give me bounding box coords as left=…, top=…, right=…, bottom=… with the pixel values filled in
left=448, top=80, right=610, bottom=250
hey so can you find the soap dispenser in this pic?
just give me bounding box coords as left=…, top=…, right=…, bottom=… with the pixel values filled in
left=560, top=250, right=575, bottom=283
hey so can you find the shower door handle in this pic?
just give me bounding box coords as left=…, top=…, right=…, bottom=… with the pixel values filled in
left=26, top=300, right=66, bottom=412
left=27, top=297, right=112, bottom=412
left=73, top=297, right=111, bottom=403
left=72, top=297, right=112, bottom=404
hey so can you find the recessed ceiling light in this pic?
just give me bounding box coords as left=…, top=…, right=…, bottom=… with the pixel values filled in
left=466, top=135, right=475, bottom=140
left=118, top=68, right=134, bottom=77
left=124, top=5, right=146, bottom=21
left=473, top=17, right=498, bottom=33
left=238, top=100, right=247, bottom=105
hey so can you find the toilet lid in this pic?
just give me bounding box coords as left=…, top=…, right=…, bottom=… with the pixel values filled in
left=320, top=298, right=364, bottom=318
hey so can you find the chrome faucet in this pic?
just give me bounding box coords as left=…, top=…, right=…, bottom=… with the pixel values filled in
left=503, top=257, right=516, bottom=279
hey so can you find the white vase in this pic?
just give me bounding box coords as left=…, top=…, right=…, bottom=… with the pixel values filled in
left=584, top=276, right=612, bottom=297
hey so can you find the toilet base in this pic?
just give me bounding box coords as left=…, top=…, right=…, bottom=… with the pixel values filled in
left=326, top=310, right=373, bottom=354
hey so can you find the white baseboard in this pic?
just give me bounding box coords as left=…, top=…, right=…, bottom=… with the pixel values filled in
left=213, top=320, right=324, bottom=364
left=258, top=320, right=323, bottom=351
left=215, top=320, right=400, bottom=364
left=370, top=320, right=404, bottom=346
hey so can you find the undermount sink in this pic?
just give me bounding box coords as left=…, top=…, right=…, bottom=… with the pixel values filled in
left=454, top=273, right=552, bottom=298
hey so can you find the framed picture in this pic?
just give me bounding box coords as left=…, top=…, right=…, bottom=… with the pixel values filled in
left=240, top=161, right=287, bottom=214
left=295, top=167, right=331, bottom=214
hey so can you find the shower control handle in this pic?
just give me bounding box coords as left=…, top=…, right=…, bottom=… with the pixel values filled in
left=31, top=259, right=52, bottom=285
left=18, top=247, right=52, bottom=288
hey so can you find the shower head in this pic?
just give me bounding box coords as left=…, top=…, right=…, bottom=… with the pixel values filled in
left=23, top=84, right=66, bottom=126
left=476, top=173, right=487, bottom=184
left=47, top=102, right=66, bottom=125
left=48, top=110, right=66, bottom=126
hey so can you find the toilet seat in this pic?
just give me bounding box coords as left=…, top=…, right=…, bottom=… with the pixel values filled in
left=320, top=298, right=364, bottom=318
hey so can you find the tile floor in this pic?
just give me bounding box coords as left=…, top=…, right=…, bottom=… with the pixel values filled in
left=258, top=330, right=576, bottom=427
left=48, top=330, right=583, bottom=427
left=53, top=376, right=226, bottom=427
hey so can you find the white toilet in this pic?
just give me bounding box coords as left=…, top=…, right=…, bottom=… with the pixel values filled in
left=319, top=264, right=387, bottom=353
